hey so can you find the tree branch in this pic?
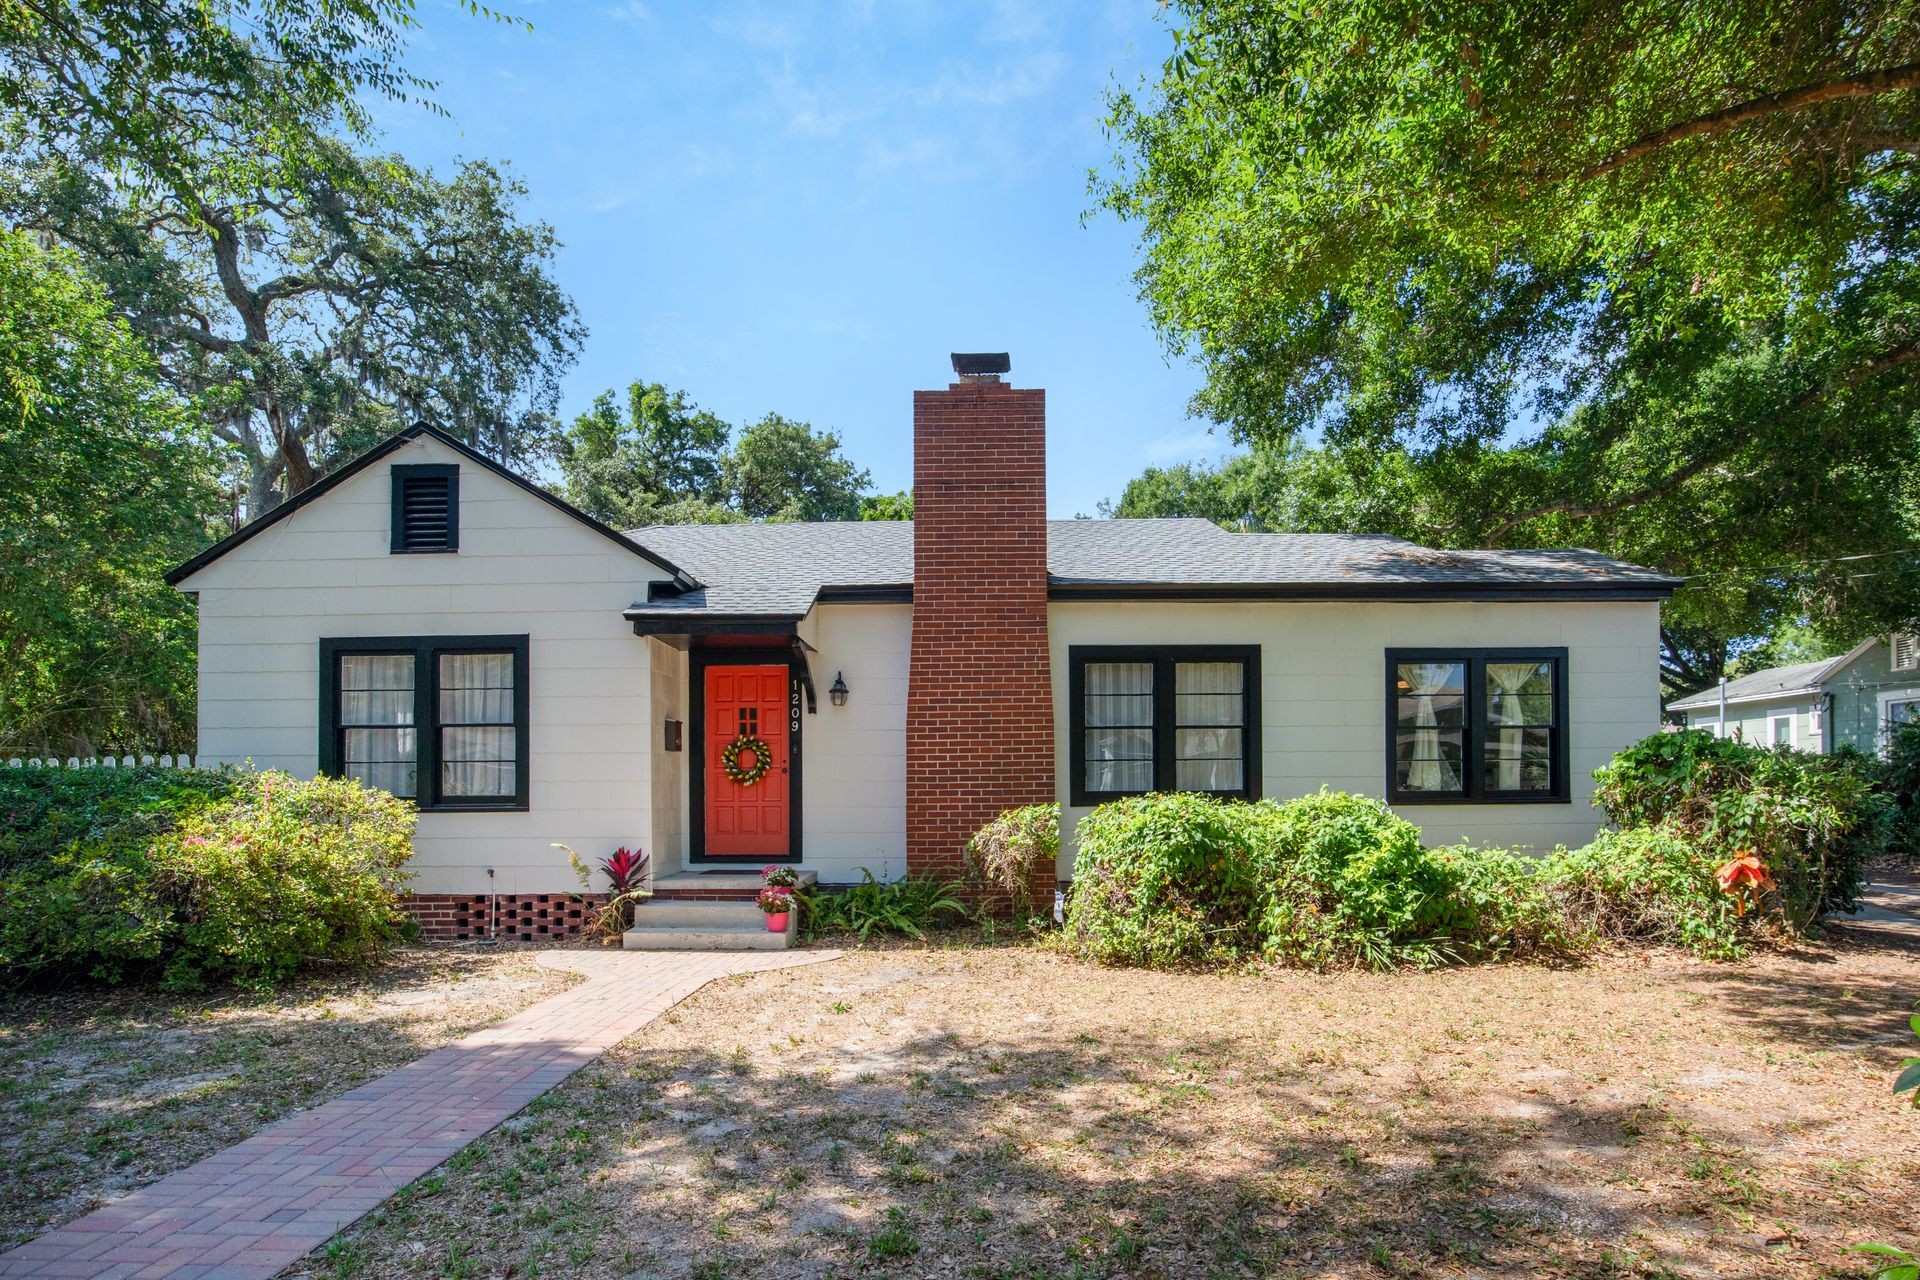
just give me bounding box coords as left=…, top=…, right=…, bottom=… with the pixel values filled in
left=1582, top=62, right=1920, bottom=179
left=1481, top=333, right=1920, bottom=542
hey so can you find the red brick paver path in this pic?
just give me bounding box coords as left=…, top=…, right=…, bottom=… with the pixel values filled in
left=0, top=948, right=839, bottom=1280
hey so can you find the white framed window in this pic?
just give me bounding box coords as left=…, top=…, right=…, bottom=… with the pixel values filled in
left=1881, top=689, right=1920, bottom=753
left=1769, top=713, right=1795, bottom=749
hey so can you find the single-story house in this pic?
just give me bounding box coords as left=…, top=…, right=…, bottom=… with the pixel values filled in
left=169, top=354, right=1678, bottom=937
left=1667, top=635, right=1920, bottom=752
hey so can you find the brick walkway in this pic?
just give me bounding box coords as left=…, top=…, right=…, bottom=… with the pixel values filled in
left=0, top=948, right=839, bottom=1280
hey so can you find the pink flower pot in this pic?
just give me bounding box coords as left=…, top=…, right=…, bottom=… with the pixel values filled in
left=765, top=912, right=790, bottom=933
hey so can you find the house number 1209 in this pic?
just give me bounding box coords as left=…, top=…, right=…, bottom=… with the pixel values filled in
left=790, top=683, right=802, bottom=733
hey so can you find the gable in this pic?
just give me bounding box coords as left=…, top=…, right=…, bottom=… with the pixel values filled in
left=169, top=425, right=690, bottom=590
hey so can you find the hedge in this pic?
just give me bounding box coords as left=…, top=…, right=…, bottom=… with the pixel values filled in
left=1058, top=729, right=1899, bottom=970
left=0, top=768, right=416, bottom=988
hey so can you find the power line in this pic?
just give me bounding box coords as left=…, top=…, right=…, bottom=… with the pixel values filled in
left=1671, top=564, right=1920, bottom=593
left=1681, top=545, right=1920, bottom=579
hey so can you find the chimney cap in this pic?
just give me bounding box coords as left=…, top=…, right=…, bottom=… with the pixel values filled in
left=950, top=352, right=1011, bottom=378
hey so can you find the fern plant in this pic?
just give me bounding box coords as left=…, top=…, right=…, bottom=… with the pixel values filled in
left=803, top=870, right=967, bottom=941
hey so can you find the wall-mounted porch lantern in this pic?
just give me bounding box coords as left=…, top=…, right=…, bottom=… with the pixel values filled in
left=828, top=672, right=850, bottom=707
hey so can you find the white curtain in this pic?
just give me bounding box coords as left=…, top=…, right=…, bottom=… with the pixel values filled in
left=340, top=654, right=417, bottom=798
left=1175, top=661, right=1243, bottom=791
left=1486, top=661, right=1551, bottom=791
left=439, top=653, right=515, bottom=797
left=1085, top=661, right=1153, bottom=792
left=1399, top=661, right=1462, bottom=793
left=1486, top=662, right=1536, bottom=791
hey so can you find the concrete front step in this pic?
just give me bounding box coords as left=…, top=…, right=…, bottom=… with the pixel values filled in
left=621, top=924, right=793, bottom=951
left=634, top=898, right=773, bottom=928
left=622, top=895, right=795, bottom=950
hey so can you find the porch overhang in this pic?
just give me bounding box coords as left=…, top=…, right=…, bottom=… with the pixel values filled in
left=624, top=610, right=820, bottom=714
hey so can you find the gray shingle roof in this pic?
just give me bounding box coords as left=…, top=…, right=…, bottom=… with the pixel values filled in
left=626, top=522, right=913, bottom=617
left=1667, top=658, right=1844, bottom=711
left=623, top=518, right=1677, bottom=622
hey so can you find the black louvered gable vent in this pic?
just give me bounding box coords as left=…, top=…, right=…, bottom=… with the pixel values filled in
left=391, top=465, right=459, bottom=552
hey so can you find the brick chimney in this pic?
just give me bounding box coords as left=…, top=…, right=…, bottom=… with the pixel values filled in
left=905, top=354, right=1056, bottom=900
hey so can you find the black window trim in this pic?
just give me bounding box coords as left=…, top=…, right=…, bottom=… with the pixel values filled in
left=1384, top=647, right=1570, bottom=806
left=319, top=634, right=531, bottom=811
left=390, top=463, right=460, bottom=554
left=1068, top=644, right=1262, bottom=806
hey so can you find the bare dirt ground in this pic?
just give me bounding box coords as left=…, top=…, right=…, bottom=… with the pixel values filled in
left=0, top=948, right=578, bottom=1247
left=298, top=922, right=1919, bottom=1280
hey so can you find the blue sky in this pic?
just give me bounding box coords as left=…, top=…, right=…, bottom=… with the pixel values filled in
left=371, top=0, right=1233, bottom=517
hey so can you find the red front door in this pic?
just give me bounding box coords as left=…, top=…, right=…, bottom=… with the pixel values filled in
left=703, top=664, right=792, bottom=857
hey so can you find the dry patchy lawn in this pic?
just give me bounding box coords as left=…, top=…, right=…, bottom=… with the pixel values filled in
left=0, top=948, right=577, bottom=1247
left=310, top=927, right=1919, bottom=1280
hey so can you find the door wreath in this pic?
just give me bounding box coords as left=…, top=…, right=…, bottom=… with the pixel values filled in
left=721, top=733, right=773, bottom=786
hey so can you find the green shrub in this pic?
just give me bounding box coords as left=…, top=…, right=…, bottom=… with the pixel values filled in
left=1539, top=825, right=1745, bottom=959
left=1593, top=729, right=1894, bottom=927
left=0, top=764, right=238, bottom=874
left=964, top=804, right=1059, bottom=920
left=0, top=769, right=415, bottom=988
left=1063, top=792, right=1270, bottom=967
left=1429, top=843, right=1571, bottom=960
left=1246, top=791, right=1462, bottom=968
left=803, top=870, right=969, bottom=941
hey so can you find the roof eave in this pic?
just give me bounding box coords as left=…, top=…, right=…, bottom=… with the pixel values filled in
left=1668, top=684, right=1827, bottom=712
left=1045, top=580, right=1677, bottom=602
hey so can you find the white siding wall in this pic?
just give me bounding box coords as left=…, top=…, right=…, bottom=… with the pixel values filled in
left=647, top=638, right=690, bottom=875
left=795, top=604, right=910, bottom=882
left=182, top=435, right=679, bottom=895
left=1049, top=599, right=1664, bottom=868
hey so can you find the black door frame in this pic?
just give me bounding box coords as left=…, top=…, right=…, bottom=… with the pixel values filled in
left=688, top=645, right=805, bottom=864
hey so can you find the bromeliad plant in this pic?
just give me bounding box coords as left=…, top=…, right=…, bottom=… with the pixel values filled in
left=557, top=843, right=653, bottom=940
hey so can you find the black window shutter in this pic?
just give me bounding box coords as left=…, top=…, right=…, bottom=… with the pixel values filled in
left=391, top=465, right=459, bottom=552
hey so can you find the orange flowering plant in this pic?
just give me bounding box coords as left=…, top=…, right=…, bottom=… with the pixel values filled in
left=1712, top=851, right=1774, bottom=916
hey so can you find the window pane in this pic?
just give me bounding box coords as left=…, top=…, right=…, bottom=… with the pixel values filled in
left=1085, top=662, right=1153, bottom=727
left=1486, top=661, right=1554, bottom=728
left=442, top=725, right=516, bottom=797
left=1394, top=661, right=1466, bottom=794
left=1487, top=694, right=1555, bottom=727
left=439, top=653, right=514, bottom=724
left=340, top=655, right=416, bottom=798
left=1484, top=726, right=1553, bottom=792
left=1175, top=661, right=1244, bottom=727
left=1085, top=726, right=1153, bottom=793
left=341, top=689, right=413, bottom=727
left=1176, top=727, right=1243, bottom=791
left=344, top=727, right=417, bottom=799
left=341, top=654, right=415, bottom=694
left=1395, top=727, right=1465, bottom=794
left=1396, top=661, right=1466, bottom=732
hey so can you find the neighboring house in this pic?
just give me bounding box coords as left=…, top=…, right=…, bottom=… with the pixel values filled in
left=170, top=354, right=1678, bottom=936
left=1668, top=635, right=1920, bottom=754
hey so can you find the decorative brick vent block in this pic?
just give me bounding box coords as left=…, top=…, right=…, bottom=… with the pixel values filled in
left=402, top=892, right=607, bottom=941
left=906, top=373, right=1057, bottom=901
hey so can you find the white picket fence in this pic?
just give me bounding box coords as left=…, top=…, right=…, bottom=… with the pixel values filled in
left=5, top=753, right=198, bottom=770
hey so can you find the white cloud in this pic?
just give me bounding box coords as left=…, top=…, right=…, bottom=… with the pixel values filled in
left=603, top=1, right=652, bottom=25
